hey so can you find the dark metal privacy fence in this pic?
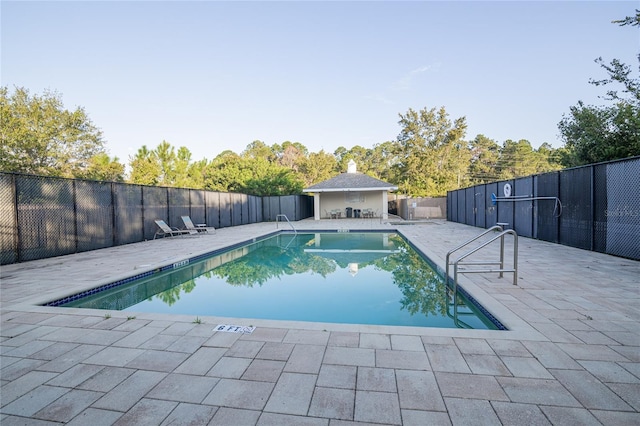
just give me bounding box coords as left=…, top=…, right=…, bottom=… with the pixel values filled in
left=447, top=156, right=640, bottom=260
left=0, top=173, right=313, bottom=265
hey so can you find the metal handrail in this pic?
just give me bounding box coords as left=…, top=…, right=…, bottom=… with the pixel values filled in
left=445, top=225, right=503, bottom=284
left=275, top=214, right=297, bottom=235
left=453, top=229, right=518, bottom=291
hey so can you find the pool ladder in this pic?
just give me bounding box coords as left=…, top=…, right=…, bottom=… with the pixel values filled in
left=445, top=225, right=518, bottom=293
left=275, top=214, right=297, bottom=235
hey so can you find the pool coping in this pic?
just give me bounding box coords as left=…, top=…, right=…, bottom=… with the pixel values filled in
left=7, top=224, right=546, bottom=342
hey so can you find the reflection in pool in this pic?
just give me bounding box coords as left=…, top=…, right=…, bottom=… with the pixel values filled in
left=58, top=233, right=503, bottom=329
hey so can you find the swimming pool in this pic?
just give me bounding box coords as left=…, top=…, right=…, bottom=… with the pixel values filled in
left=49, top=232, right=505, bottom=330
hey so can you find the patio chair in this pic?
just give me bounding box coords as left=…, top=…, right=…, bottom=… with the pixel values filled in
left=181, top=215, right=211, bottom=233
left=326, top=209, right=339, bottom=219
left=154, top=219, right=196, bottom=239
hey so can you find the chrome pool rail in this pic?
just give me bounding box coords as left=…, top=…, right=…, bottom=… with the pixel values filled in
left=445, top=225, right=503, bottom=283
left=275, top=214, right=297, bottom=235
left=445, top=226, right=519, bottom=291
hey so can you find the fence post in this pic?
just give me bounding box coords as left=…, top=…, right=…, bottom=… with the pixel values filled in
left=12, top=174, right=20, bottom=262
left=72, top=180, right=78, bottom=253
left=141, top=186, right=146, bottom=240
left=590, top=165, right=595, bottom=252
left=166, top=188, right=170, bottom=225
left=111, top=183, right=116, bottom=247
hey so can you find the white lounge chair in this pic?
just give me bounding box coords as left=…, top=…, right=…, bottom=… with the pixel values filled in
left=181, top=215, right=211, bottom=233
left=154, top=219, right=196, bottom=239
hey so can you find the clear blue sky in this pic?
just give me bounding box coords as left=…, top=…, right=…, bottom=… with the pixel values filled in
left=2, top=1, right=637, bottom=164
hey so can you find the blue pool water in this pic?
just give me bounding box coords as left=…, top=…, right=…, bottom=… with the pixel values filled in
left=55, top=232, right=503, bottom=330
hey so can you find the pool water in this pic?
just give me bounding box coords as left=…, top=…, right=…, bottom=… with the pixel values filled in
left=58, top=232, right=502, bottom=329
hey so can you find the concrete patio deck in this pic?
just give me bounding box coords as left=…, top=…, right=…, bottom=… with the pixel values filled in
left=1, top=219, right=639, bottom=425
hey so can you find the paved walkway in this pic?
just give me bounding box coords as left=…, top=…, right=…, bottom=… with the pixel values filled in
left=1, top=219, right=639, bottom=425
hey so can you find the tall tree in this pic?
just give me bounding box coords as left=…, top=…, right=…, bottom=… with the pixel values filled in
left=241, top=157, right=304, bottom=196
left=559, top=10, right=640, bottom=166
left=128, top=145, right=161, bottom=185
left=297, top=150, right=338, bottom=186
left=173, top=146, right=193, bottom=188
left=186, top=158, right=209, bottom=189
left=203, top=151, right=303, bottom=195
left=393, top=106, right=469, bottom=196
left=368, top=141, right=397, bottom=181
left=203, top=151, right=247, bottom=192
left=468, top=134, right=501, bottom=183
left=275, top=141, right=307, bottom=171
left=0, top=86, right=109, bottom=177
left=496, top=139, right=540, bottom=179
left=242, top=140, right=275, bottom=161
left=75, top=153, right=125, bottom=182
left=335, top=145, right=370, bottom=173
left=535, top=143, right=563, bottom=174
left=155, top=140, right=177, bottom=185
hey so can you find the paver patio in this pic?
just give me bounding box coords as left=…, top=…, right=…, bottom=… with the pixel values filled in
left=1, top=219, right=639, bottom=425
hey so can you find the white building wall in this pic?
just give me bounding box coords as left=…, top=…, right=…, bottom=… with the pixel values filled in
left=318, top=191, right=385, bottom=219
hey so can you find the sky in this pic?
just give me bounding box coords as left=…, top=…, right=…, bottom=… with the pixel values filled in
left=2, top=1, right=638, bottom=164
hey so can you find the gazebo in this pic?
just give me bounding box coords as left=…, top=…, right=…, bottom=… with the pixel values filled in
left=303, top=160, right=398, bottom=220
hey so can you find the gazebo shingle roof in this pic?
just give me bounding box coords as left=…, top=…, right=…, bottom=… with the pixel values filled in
left=303, top=172, right=397, bottom=192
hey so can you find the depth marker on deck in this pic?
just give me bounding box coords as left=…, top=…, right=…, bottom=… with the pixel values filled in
left=215, top=324, right=256, bottom=334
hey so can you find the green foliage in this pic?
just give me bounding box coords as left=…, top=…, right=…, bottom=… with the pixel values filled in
left=75, top=152, right=125, bottom=182
left=128, top=141, right=207, bottom=188
left=335, top=145, right=369, bottom=173
left=612, top=9, right=639, bottom=27
left=242, top=140, right=276, bottom=161
left=468, top=135, right=501, bottom=183
left=274, top=141, right=308, bottom=168
left=559, top=101, right=640, bottom=166
left=203, top=152, right=304, bottom=196
left=297, top=150, right=338, bottom=186
left=367, top=141, right=397, bottom=181
left=128, top=145, right=161, bottom=185
left=242, top=159, right=304, bottom=196
left=559, top=9, right=640, bottom=166
left=0, top=86, right=119, bottom=179
left=393, top=106, right=470, bottom=196
left=4, top=84, right=575, bottom=195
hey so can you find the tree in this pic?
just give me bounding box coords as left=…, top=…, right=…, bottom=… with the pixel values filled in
left=496, top=139, right=541, bottom=179
left=274, top=141, right=307, bottom=171
left=202, top=151, right=303, bottom=196
left=559, top=102, right=639, bottom=166
left=241, top=159, right=304, bottom=196
left=202, top=151, right=246, bottom=192
left=155, top=140, right=177, bottom=185
left=186, top=158, right=209, bottom=189
left=75, top=153, right=125, bottom=182
left=535, top=143, right=564, bottom=174
left=242, top=140, right=275, bottom=161
left=368, top=141, right=398, bottom=181
left=559, top=10, right=640, bottom=166
left=0, top=86, right=109, bottom=177
left=297, top=150, right=338, bottom=186
left=335, top=145, right=369, bottom=173
left=392, top=106, right=470, bottom=196
left=128, top=145, right=161, bottom=185
left=468, top=134, right=501, bottom=183
left=128, top=141, right=202, bottom=188
left=173, top=146, right=193, bottom=188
